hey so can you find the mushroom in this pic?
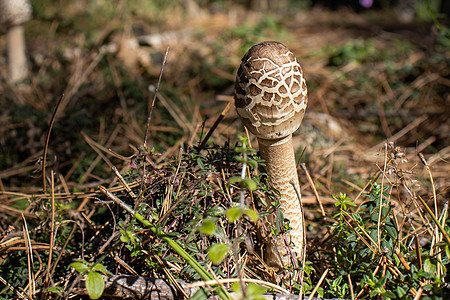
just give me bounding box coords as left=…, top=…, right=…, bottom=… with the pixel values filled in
left=234, top=41, right=307, bottom=262
left=0, top=0, right=32, bottom=83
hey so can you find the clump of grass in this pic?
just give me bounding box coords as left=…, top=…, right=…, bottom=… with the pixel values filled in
left=304, top=142, right=449, bottom=299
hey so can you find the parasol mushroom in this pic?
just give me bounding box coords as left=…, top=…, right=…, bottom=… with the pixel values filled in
left=234, top=41, right=308, bottom=263
left=0, top=0, right=32, bottom=83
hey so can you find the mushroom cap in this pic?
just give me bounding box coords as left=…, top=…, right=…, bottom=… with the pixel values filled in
left=234, top=41, right=308, bottom=140
left=0, top=0, right=32, bottom=27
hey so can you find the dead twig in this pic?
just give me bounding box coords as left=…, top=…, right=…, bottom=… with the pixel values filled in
left=199, top=97, right=234, bottom=150
left=300, top=163, right=325, bottom=217
left=42, top=94, right=64, bottom=192
left=144, top=47, right=170, bottom=149
left=307, top=269, right=328, bottom=300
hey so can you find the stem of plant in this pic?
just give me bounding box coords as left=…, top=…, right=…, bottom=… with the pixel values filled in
left=417, top=195, right=450, bottom=246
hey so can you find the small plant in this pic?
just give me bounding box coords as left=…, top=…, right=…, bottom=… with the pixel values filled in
left=310, top=143, right=450, bottom=299
left=228, top=136, right=259, bottom=197
left=200, top=136, right=263, bottom=296
left=332, top=192, right=356, bottom=221
left=326, top=38, right=380, bottom=67
left=70, top=260, right=113, bottom=299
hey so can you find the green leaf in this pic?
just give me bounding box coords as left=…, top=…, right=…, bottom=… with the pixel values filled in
left=381, top=238, right=393, bottom=253
left=247, top=159, right=258, bottom=170
left=277, top=210, right=284, bottom=226
left=199, top=219, right=216, bottom=235
left=45, top=286, right=63, bottom=295
left=317, top=287, right=324, bottom=298
left=238, top=135, right=248, bottom=145
left=120, top=229, right=136, bottom=243
left=258, top=195, right=267, bottom=207
left=86, top=271, right=105, bottom=299
left=228, top=176, right=242, bottom=185
left=381, top=206, right=389, bottom=219
left=231, top=282, right=241, bottom=293
left=227, top=207, right=243, bottom=223
left=423, top=258, right=437, bottom=274
left=352, top=212, right=363, bottom=223
left=206, top=206, right=225, bottom=217
left=190, top=288, right=209, bottom=299
left=242, top=178, right=257, bottom=191
left=371, top=211, right=379, bottom=222
left=231, top=282, right=267, bottom=300
left=244, top=209, right=259, bottom=222
left=346, top=200, right=356, bottom=207
left=208, top=243, right=231, bottom=264
left=197, top=157, right=204, bottom=169
left=164, top=255, right=183, bottom=264
left=70, top=262, right=89, bottom=273
left=246, top=283, right=267, bottom=298
left=91, top=263, right=113, bottom=276
left=228, top=176, right=257, bottom=191
left=396, top=286, right=407, bottom=297
left=369, top=229, right=378, bottom=244
left=383, top=290, right=396, bottom=299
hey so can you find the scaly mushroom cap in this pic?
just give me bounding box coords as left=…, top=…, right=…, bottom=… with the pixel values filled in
left=234, top=41, right=308, bottom=140
left=0, top=0, right=32, bottom=27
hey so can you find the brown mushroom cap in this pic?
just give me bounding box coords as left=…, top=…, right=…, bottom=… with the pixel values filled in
left=234, top=41, right=308, bottom=140
left=0, top=0, right=32, bottom=27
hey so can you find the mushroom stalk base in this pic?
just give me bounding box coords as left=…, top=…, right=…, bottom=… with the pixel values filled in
left=7, top=25, right=28, bottom=83
left=258, top=135, right=303, bottom=262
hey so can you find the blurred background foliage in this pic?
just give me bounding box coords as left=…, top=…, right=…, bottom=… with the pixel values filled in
left=0, top=0, right=446, bottom=193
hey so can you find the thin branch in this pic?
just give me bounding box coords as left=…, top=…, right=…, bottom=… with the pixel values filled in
left=300, top=163, right=325, bottom=217
left=307, top=269, right=328, bottom=300
left=44, top=171, right=56, bottom=291
left=144, top=47, right=170, bottom=149
left=417, top=195, right=450, bottom=245
left=42, top=94, right=65, bottom=192
left=199, top=97, right=234, bottom=149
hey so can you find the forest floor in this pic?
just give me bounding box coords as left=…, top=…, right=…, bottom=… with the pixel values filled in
left=0, top=2, right=449, bottom=299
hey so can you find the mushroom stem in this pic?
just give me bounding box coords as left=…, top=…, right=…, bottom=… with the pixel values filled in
left=234, top=41, right=308, bottom=269
left=258, top=134, right=303, bottom=258
left=7, top=24, right=28, bottom=83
